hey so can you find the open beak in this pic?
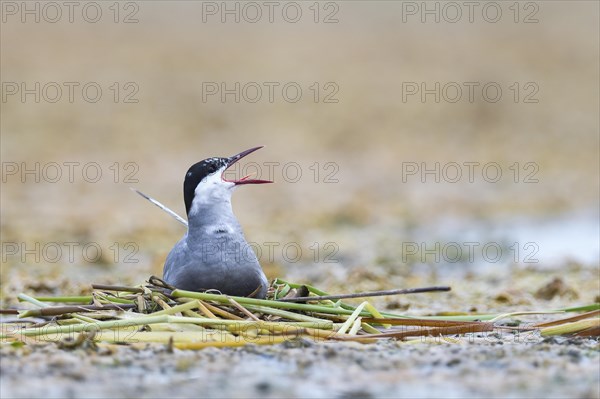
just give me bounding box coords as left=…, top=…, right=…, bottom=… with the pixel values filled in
left=222, top=146, right=273, bottom=185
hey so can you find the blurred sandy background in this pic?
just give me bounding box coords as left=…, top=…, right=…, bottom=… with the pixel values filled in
left=1, top=1, right=598, bottom=304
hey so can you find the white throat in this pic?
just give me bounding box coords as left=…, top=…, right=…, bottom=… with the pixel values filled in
left=189, top=167, right=234, bottom=209
left=187, top=167, right=240, bottom=233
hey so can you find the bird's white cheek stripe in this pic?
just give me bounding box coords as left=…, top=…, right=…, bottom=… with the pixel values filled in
left=191, top=169, right=235, bottom=209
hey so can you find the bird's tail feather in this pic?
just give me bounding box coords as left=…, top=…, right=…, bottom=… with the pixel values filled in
left=130, top=187, right=188, bottom=227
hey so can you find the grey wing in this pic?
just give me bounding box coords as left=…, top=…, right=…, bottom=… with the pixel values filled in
left=163, top=238, right=185, bottom=284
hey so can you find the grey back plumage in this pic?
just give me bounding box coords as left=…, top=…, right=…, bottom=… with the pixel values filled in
left=164, top=228, right=268, bottom=298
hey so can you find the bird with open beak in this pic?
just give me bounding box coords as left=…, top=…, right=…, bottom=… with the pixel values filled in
left=163, top=146, right=272, bottom=298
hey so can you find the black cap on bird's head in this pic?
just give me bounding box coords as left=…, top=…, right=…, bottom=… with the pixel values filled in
left=183, top=146, right=272, bottom=215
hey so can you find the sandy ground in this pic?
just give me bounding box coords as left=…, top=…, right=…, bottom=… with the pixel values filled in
left=1, top=337, right=599, bottom=399
left=1, top=255, right=598, bottom=398
left=1, top=2, right=599, bottom=398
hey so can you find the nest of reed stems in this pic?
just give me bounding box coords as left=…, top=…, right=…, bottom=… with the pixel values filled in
left=1, top=277, right=598, bottom=350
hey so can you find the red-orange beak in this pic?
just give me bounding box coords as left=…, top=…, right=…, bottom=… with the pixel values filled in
left=222, top=146, right=273, bottom=185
